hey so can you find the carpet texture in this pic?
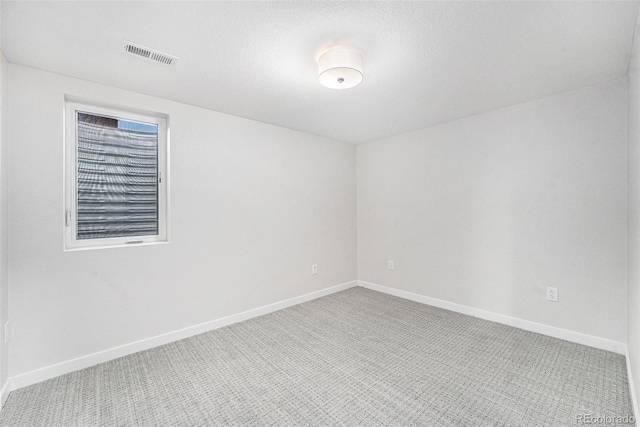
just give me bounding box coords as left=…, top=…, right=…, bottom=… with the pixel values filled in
left=0, top=287, right=634, bottom=426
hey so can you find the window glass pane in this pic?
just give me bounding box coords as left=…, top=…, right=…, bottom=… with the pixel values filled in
left=76, top=112, right=159, bottom=240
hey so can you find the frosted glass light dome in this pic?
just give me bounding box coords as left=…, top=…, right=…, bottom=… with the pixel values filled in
left=318, top=48, right=363, bottom=89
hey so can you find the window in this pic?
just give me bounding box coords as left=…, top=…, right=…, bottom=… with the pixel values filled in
left=64, top=101, right=168, bottom=250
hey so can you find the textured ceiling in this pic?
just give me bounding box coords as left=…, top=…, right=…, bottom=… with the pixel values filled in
left=2, top=1, right=638, bottom=144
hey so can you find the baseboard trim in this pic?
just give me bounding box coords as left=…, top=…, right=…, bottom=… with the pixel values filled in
left=358, top=281, right=625, bottom=354
left=10, top=280, right=358, bottom=391
left=0, top=379, right=10, bottom=408
left=626, top=346, right=639, bottom=418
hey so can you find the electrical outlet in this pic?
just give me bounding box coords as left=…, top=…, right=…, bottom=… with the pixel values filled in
left=546, top=287, right=558, bottom=302
left=388, top=260, right=394, bottom=270
left=311, top=264, right=318, bottom=275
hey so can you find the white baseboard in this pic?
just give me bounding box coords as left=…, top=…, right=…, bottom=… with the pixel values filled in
left=358, top=281, right=626, bottom=355
left=626, top=346, right=639, bottom=418
left=7, top=279, right=627, bottom=397
left=10, top=281, right=358, bottom=391
left=0, top=379, right=10, bottom=408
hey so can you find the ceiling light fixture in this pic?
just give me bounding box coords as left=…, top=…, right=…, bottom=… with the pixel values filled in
left=318, top=47, right=363, bottom=89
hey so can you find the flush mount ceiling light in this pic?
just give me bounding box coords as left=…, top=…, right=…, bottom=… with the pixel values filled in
left=318, top=47, right=363, bottom=89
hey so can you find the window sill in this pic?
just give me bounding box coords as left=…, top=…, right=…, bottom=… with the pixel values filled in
left=63, top=240, right=170, bottom=252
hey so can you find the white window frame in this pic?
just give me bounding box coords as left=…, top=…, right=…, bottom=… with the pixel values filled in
left=64, top=100, right=169, bottom=251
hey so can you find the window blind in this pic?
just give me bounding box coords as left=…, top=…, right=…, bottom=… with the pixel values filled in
left=76, top=112, right=159, bottom=240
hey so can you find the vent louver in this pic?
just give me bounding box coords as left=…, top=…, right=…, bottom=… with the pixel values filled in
left=123, top=41, right=177, bottom=66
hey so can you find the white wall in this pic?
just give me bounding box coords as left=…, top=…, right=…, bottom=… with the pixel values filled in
left=358, top=79, right=627, bottom=344
left=0, top=50, right=9, bottom=401
left=0, top=0, right=9, bottom=403
left=8, top=64, right=357, bottom=378
left=627, top=9, right=640, bottom=415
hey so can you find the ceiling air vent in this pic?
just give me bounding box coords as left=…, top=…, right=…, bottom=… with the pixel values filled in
left=123, top=41, right=178, bottom=66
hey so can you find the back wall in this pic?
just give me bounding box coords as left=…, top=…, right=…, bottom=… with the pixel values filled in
left=357, top=79, right=627, bottom=344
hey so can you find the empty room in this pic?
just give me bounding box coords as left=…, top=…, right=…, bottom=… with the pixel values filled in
left=0, top=0, right=637, bottom=425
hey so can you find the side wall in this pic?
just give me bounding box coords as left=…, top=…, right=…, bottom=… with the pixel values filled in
left=358, top=79, right=628, bottom=346
left=8, top=64, right=357, bottom=380
left=0, top=49, right=9, bottom=403
left=0, top=0, right=10, bottom=403
left=628, top=9, right=640, bottom=416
